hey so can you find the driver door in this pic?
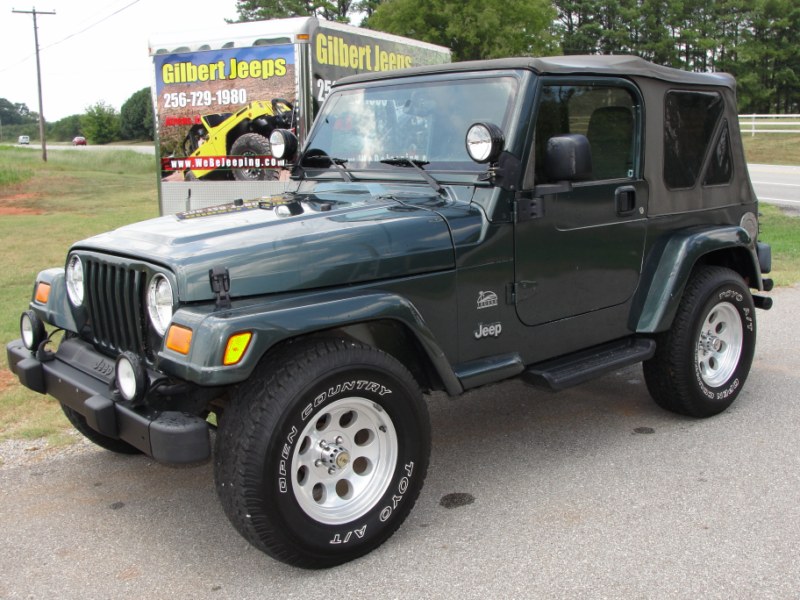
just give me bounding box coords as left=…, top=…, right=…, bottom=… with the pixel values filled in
left=514, top=79, right=648, bottom=327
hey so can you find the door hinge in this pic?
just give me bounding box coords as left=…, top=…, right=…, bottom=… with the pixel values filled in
left=514, top=191, right=543, bottom=222
left=506, top=280, right=537, bottom=304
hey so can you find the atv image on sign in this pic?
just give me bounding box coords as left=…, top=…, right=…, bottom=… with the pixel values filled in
left=7, top=55, right=773, bottom=569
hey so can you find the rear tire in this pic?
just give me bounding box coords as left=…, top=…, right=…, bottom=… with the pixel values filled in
left=214, top=338, right=430, bottom=568
left=643, top=266, right=756, bottom=417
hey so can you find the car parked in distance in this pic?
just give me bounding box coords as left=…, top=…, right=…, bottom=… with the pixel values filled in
left=72, top=136, right=87, bottom=146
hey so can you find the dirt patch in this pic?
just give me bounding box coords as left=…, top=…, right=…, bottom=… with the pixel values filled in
left=0, top=193, right=44, bottom=215
left=0, top=369, right=16, bottom=394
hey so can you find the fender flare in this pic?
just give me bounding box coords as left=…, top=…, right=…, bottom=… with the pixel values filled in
left=157, top=288, right=462, bottom=395
left=632, top=226, right=761, bottom=333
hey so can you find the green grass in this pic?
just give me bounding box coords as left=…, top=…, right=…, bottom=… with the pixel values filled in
left=0, top=144, right=798, bottom=446
left=743, top=134, right=800, bottom=166
left=0, top=146, right=157, bottom=443
left=759, top=203, right=800, bottom=285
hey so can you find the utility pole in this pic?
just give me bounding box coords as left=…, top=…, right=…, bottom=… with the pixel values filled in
left=13, top=7, right=56, bottom=161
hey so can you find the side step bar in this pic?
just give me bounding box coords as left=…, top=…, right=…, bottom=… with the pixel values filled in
left=522, top=337, right=656, bottom=391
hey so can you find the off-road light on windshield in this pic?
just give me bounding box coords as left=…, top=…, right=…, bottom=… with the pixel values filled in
left=466, top=122, right=505, bottom=164
left=269, top=129, right=297, bottom=160
left=115, top=351, right=148, bottom=403
left=147, top=274, right=174, bottom=336
left=20, top=310, right=46, bottom=351
left=65, top=255, right=84, bottom=306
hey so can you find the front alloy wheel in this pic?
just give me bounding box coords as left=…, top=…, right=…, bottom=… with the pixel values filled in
left=292, top=397, right=398, bottom=525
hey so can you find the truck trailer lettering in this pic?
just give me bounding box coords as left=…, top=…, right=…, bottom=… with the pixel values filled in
left=315, top=34, right=412, bottom=72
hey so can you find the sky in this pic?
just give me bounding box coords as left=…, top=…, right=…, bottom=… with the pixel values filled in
left=0, top=0, right=240, bottom=121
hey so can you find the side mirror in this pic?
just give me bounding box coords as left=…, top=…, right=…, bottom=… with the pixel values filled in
left=269, top=129, right=298, bottom=161
left=544, top=134, right=592, bottom=181
left=466, top=122, right=505, bottom=164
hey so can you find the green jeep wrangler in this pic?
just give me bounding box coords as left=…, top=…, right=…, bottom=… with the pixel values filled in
left=7, top=56, right=773, bottom=568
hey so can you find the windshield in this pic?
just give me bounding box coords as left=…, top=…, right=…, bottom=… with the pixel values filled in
left=302, top=76, right=520, bottom=172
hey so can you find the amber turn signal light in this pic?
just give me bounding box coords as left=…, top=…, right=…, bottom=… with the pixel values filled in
left=166, top=324, right=193, bottom=355
left=35, top=282, right=51, bottom=304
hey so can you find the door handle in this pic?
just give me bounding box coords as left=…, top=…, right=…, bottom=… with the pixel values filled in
left=615, top=185, right=637, bottom=216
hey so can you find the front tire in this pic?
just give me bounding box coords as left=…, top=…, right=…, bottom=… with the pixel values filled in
left=214, top=338, right=430, bottom=568
left=643, top=266, right=756, bottom=417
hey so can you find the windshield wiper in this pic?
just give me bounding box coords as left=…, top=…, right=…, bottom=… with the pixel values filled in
left=302, top=154, right=354, bottom=182
left=380, top=157, right=443, bottom=194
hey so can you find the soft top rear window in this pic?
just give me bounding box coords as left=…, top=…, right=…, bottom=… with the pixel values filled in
left=664, top=91, right=724, bottom=189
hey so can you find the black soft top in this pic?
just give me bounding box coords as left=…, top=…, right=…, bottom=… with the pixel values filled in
left=336, top=55, right=736, bottom=89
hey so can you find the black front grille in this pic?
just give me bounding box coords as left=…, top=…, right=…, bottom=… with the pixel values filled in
left=84, top=259, right=148, bottom=356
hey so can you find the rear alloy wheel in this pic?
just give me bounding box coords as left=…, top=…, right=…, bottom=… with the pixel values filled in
left=214, top=338, right=430, bottom=568
left=643, top=266, right=756, bottom=417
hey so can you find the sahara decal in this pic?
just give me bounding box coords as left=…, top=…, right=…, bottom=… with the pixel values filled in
left=477, top=290, right=498, bottom=310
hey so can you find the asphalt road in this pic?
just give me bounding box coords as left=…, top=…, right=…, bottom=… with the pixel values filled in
left=1, top=282, right=797, bottom=599
left=749, top=164, right=800, bottom=209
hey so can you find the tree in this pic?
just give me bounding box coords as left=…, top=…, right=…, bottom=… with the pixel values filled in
left=732, top=0, right=800, bottom=113
left=0, top=98, right=38, bottom=126
left=353, top=0, right=382, bottom=22
left=120, top=87, right=154, bottom=141
left=49, top=114, right=83, bottom=141
left=230, top=0, right=358, bottom=23
left=81, top=102, right=120, bottom=145
left=552, top=0, right=799, bottom=113
left=366, top=0, right=557, bottom=61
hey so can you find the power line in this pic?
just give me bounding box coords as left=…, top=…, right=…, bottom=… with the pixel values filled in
left=1, top=0, right=141, bottom=74
left=42, top=0, right=141, bottom=51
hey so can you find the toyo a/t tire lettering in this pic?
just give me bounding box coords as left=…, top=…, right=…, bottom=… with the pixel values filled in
left=214, top=338, right=431, bottom=568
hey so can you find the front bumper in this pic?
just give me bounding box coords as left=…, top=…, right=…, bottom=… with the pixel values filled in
left=6, top=338, right=210, bottom=464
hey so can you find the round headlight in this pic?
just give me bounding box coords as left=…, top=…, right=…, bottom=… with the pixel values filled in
left=147, top=274, right=174, bottom=336
left=65, top=255, right=84, bottom=306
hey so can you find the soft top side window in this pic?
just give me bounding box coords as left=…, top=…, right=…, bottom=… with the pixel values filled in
left=664, top=91, right=724, bottom=189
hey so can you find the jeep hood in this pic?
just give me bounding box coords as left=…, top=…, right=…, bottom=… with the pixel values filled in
left=74, top=184, right=456, bottom=302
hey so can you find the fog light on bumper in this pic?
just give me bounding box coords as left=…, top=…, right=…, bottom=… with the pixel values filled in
left=115, top=351, right=148, bottom=403
left=20, top=311, right=46, bottom=351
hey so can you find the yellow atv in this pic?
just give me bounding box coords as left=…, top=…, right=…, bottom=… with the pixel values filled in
left=182, top=98, right=294, bottom=181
